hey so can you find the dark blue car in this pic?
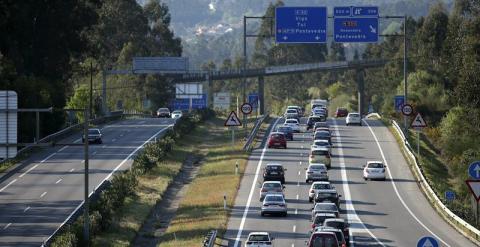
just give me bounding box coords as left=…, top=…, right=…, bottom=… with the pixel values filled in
left=277, top=125, right=294, bottom=141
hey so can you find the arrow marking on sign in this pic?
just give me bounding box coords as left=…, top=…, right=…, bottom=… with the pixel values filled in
left=283, top=36, right=288, bottom=40
left=369, top=25, right=376, bottom=33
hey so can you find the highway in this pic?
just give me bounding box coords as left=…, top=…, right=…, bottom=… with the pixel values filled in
left=224, top=117, right=476, bottom=247
left=0, top=117, right=175, bottom=247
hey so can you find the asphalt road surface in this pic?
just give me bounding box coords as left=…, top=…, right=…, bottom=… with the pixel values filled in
left=224, top=117, right=476, bottom=247
left=0, top=117, right=175, bottom=247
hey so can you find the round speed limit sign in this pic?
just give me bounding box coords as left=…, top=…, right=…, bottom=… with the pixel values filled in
left=241, top=103, right=253, bottom=115
left=402, top=104, right=413, bottom=116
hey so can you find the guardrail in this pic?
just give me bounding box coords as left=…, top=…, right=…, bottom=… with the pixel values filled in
left=202, top=230, right=217, bottom=247
left=391, top=119, right=480, bottom=243
left=243, top=114, right=269, bottom=151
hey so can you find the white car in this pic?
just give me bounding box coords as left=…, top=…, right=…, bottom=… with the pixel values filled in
left=308, top=181, right=335, bottom=202
left=284, top=118, right=300, bottom=132
left=284, top=109, right=299, bottom=119
left=305, top=163, right=328, bottom=183
left=311, top=139, right=332, bottom=151
left=245, top=232, right=274, bottom=247
left=346, top=112, right=362, bottom=126
left=287, top=105, right=303, bottom=116
left=259, top=181, right=284, bottom=201
left=363, top=161, right=387, bottom=180
left=171, top=110, right=182, bottom=119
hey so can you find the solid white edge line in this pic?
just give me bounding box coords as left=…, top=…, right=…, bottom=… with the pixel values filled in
left=0, top=179, right=17, bottom=192
left=3, top=223, right=12, bottom=230
left=363, top=119, right=450, bottom=247
left=24, top=206, right=30, bottom=213
left=18, top=152, right=57, bottom=178
left=42, top=123, right=175, bottom=246
left=333, top=119, right=385, bottom=247
left=233, top=118, right=281, bottom=247
left=57, top=146, right=69, bottom=152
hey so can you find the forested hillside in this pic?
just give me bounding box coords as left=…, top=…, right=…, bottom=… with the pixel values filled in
left=0, top=0, right=181, bottom=142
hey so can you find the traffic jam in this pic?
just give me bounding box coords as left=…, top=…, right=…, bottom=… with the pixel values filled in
left=245, top=99, right=387, bottom=247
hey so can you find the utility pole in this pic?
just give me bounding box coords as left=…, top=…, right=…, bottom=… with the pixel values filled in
left=90, top=61, right=93, bottom=119
left=243, top=16, right=247, bottom=131
left=83, top=109, right=90, bottom=245
left=403, top=15, right=408, bottom=133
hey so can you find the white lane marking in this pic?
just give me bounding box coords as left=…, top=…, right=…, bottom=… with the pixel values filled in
left=19, top=152, right=56, bottom=178
left=291, top=244, right=294, bottom=247
left=301, top=145, right=304, bottom=149
left=40, top=192, right=47, bottom=198
left=92, top=151, right=97, bottom=155
left=334, top=119, right=384, bottom=247
left=293, top=225, right=296, bottom=232
left=298, top=171, right=301, bottom=176
left=296, top=194, right=299, bottom=200
left=69, top=168, right=75, bottom=172
left=295, top=209, right=298, bottom=215
left=73, top=138, right=81, bottom=143
left=363, top=120, right=450, bottom=247
left=112, top=138, right=117, bottom=142
left=0, top=179, right=17, bottom=192
left=3, top=223, right=11, bottom=230
left=297, top=181, right=300, bottom=187
left=102, top=145, right=107, bottom=148
left=81, top=160, right=85, bottom=164
left=24, top=206, right=30, bottom=212
left=58, top=146, right=68, bottom=152
left=299, top=161, right=302, bottom=165
left=55, top=179, right=62, bottom=184
left=233, top=118, right=282, bottom=247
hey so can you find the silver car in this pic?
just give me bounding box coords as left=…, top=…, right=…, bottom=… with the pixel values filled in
left=305, top=163, right=328, bottom=183
left=261, top=194, right=287, bottom=216
left=259, top=181, right=284, bottom=201
left=312, top=202, right=340, bottom=220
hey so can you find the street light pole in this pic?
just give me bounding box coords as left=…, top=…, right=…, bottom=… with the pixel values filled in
left=243, top=16, right=247, bottom=131
left=83, top=109, right=90, bottom=245
left=403, top=15, right=408, bottom=133
left=90, top=61, right=93, bottom=119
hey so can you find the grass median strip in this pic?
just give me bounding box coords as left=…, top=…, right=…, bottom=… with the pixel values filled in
left=157, top=117, right=263, bottom=247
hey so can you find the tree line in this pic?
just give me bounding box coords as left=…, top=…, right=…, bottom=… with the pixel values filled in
left=0, top=0, right=181, bottom=142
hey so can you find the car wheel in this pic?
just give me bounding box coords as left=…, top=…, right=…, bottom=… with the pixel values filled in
left=261, top=212, right=265, bottom=217
left=364, top=177, right=367, bottom=181
left=309, top=197, right=313, bottom=203
left=267, top=145, right=271, bottom=148
left=283, top=212, right=287, bottom=217
left=284, top=145, right=287, bottom=149
left=306, top=179, right=309, bottom=183
left=346, top=123, right=349, bottom=126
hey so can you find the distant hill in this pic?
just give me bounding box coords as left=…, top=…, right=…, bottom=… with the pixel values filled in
left=139, top=0, right=454, bottom=68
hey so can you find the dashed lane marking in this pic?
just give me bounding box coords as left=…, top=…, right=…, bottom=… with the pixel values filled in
left=0, top=179, right=17, bottom=192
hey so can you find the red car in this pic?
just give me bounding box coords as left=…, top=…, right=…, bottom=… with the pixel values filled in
left=307, top=231, right=339, bottom=247
left=267, top=132, right=287, bottom=149
left=335, top=108, right=348, bottom=118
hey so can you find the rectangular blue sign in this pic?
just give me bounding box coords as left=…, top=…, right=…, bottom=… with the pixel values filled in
left=248, top=93, right=259, bottom=109
left=334, top=17, right=379, bottom=43
left=394, top=95, right=405, bottom=112
left=275, top=7, right=327, bottom=43
left=333, top=7, right=351, bottom=17
left=352, top=6, right=379, bottom=17
left=171, top=94, right=207, bottom=110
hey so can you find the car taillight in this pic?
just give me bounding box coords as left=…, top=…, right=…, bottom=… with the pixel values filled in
left=366, top=169, right=370, bottom=173
left=326, top=154, right=330, bottom=158
left=311, top=223, right=315, bottom=228
left=341, top=243, right=347, bottom=247
left=261, top=189, right=267, bottom=192
left=307, top=171, right=313, bottom=174
left=310, top=190, right=315, bottom=193
left=263, top=204, right=269, bottom=206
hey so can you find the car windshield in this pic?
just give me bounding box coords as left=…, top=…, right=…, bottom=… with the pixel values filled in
left=310, top=165, right=326, bottom=171
left=315, top=204, right=337, bottom=211
left=312, top=150, right=329, bottom=155
left=309, top=117, right=321, bottom=122
left=265, top=195, right=283, bottom=202
left=286, top=120, right=297, bottom=124
left=266, top=165, right=282, bottom=171
left=172, top=110, right=181, bottom=114
left=315, top=132, right=330, bottom=137
left=349, top=113, right=359, bottom=118
left=158, top=108, right=169, bottom=112
left=324, top=221, right=345, bottom=229
left=278, top=127, right=292, bottom=132
left=311, top=235, right=337, bottom=247
left=368, top=163, right=384, bottom=168
left=313, top=184, right=331, bottom=189
left=263, top=183, right=281, bottom=189
left=271, top=134, right=284, bottom=139
left=287, top=109, right=297, bottom=113
left=318, top=192, right=336, bottom=198
left=248, top=234, right=270, bottom=241
left=314, top=141, right=329, bottom=146
left=314, top=215, right=333, bottom=224
left=88, top=129, right=99, bottom=134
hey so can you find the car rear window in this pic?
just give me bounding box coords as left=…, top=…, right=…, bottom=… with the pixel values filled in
left=265, top=195, right=283, bottom=202
left=271, top=134, right=284, bottom=139
left=313, top=184, right=331, bottom=189
left=312, top=150, right=329, bottom=155
left=286, top=120, right=297, bottom=124
left=309, top=117, right=321, bottom=122
left=249, top=235, right=270, bottom=241
left=324, top=221, right=345, bottom=229
left=88, top=129, right=100, bottom=134
left=310, top=165, right=325, bottom=170
left=316, top=204, right=337, bottom=211
left=349, top=113, right=359, bottom=117
left=287, top=109, right=297, bottom=113
left=264, top=183, right=281, bottom=189
left=266, top=165, right=282, bottom=171
left=368, top=163, right=384, bottom=168
left=311, top=235, right=337, bottom=247
left=315, top=132, right=330, bottom=138
left=278, top=127, right=291, bottom=132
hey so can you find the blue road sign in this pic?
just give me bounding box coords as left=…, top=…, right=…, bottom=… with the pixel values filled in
left=417, top=236, right=439, bottom=247
left=248, top=93, right=259, bottom=109
left=275, top=7, right=327, bottom=43
left=394, top=95, right=405, bottom=112
left=352, top=6, right=379, bottom=17
left=445, top=190, right=455, bottom=201
left=334, top=17, right=379, bottom=43
left=333, top=7, right=351, bottom=17
left=171, top=94, right=207, bottom=111
left=468, top=161, right=480, bottom=179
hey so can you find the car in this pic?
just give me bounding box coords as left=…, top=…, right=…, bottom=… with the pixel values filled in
left=261, top=194, right=287, bottom=216
left=284, top=118, right=300, bottom=132
left=287, top=105, right=304, bottom=117
left=263, top=163, right=287, bottom=184
left=171, top=110, right=182, bottom=119
left=313, top=131, right=331, bottom=145
left=156, top=107, right=171, bottom=118
left=363, top=161, right=387, bottom=180
left=276, top=125, right=294, bottom=141
left=305, top=163, right=329, bottom=183
left=312, top=202, right=340, bottom=220
left=306, top=231, right=338, bottom=247
left=259, top=181, right=284, bottom=201
left=83, top=128, right=102, bottom=144
left=311, top=139, right=332, bottom=150
left=309, top=147, right=331, bottom=168
left=245, top=232, right=274, bottom=247
left=267, top=132, right=287, bottom=149
left=314, top=127, right=331, bottom=134
left=312, top=227, right=347, bottom=247
left=307, top=116, right=324, bottom=130
left=312, top=108, right=326, bottom=116
left=335, top=108, right=348, bottom=118
left=345, top=112, right=361, bottom=126
left=324, top=218, right=350, bottom=244
left=313, top=190, right=342, bottom=209
left=308, top=181, right=335, bottom=202
left=284, top=108, right=299, bottom=120
left=311, top=213, right=337, bottom=230
left=314, top=121, right=329, bottom=129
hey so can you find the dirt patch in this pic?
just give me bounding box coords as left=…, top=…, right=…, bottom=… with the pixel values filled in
left=132, top=154, right=203, bottom=247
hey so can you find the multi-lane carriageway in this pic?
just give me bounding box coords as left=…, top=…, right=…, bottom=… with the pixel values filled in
left=0, top=117, right=176, bottom=246
left=224, top=117, right=476, bottom=247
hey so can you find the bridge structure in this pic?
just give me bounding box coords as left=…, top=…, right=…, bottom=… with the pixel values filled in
left=103, top=59, right=390, bottom=116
